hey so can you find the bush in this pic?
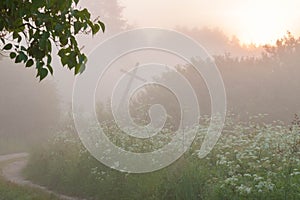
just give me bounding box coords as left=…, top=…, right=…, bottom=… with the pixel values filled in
left=24, top=115, right=300, bottom=199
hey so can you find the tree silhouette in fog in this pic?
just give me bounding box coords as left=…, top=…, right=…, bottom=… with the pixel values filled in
left=264, top=32, right=300, bottom=67
left=87, top=0, right=129, bottom=34
left=177, top=27, right=263, bottom=57
left=0, top=56, right=60, bottom=152
left=128, top=32, right=300, bottom=124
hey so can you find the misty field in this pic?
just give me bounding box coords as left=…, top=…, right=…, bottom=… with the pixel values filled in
left=1, top=34, right=300, bottom=199
left=22, top=115, right=300, bottom=200
left=2, top=0, right=300, bottom=199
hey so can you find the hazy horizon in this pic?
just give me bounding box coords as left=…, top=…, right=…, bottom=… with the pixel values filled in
left=120, top=0, right=300, bottom=45
left=0, top=1, right=300, bottom=199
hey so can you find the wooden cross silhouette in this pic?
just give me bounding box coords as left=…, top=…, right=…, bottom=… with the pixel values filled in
left=118, top=62, right=146, bottom=112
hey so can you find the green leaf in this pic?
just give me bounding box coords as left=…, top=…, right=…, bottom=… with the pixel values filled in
left=14, top=51, right=28, bottom=63
left=70, top=36, right=78, bottom=47
left=99, top=21, right=105, bottom=33
left=17, top=36, right=22, bottom=43
left=75, top=63, right=86, bottom=75
left=55, top=23, right=63, bottom=32
left=13, top=32, right=22, bottom=43
left=75, top=54, right=87, bottom=74
left=13, top=32, right=18, bottom=39
left=74, top=21, right=81, bottom=34
left=3, top=43, right=12, bottom=50
left=87, top=20, right=93, bottom=29
left=10, top=52, right=16, bottom=59
left=36, top=60, right=44, bottom=69
left=47, top=39, right=52, bottom=52
left=39, top=38, right=46, bottom=50
left=47, top=54, right=52, bottom=65
left=31, top=46, right=45, bottom=60
left=38, top=68, right=48, bottom=81
left=0, top=22, right=4, bottom=32
left=67, top=52, right=77, bottom=69
left=61, top=56, right=69, bottom=67
left=81, top=8, right=91, bottom=19
left=92, top=24, right=100, bottom=35
left=79, top=63, right=86, bottom=74
left=59, top=36, right=68, bottom=46
left=47, top=64, right=53, bottom=75
left=26, top=59, right=34, bottom=68
left=19, top=51, right=28, bottom=62
left=15, top=55, right=22, bottom=63
left=29, top=28, right=34, bottom=38
left=78, top=53, right=87, bottom=64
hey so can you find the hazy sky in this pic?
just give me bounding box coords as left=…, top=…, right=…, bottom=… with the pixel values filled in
left=121, top=0, right=300, bottom=45
left=51, top=0, right=300, bottom=105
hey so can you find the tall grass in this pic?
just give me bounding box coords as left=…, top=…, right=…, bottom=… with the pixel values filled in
left=0, top=160, right=59, bottom=200
left=0, top=180, right=59, bottom=200
left=24, top=115, right=300, bottom=199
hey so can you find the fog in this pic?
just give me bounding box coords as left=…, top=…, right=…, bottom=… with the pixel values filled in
left=0, top=1, right=299, bottom=199
left=0, top=0, right=299, bottom=154
left=1, top=0, right=299, bottom=153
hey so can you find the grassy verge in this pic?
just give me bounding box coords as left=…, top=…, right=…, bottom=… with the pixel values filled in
left=0, top=179, right=59, bottom=200
left=0, top=160, right=59, bottom=200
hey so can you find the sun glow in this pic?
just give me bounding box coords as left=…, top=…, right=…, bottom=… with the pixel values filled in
left=122, top=0, right=300, bottom=46
left=231, top=1, right=298, bottom=45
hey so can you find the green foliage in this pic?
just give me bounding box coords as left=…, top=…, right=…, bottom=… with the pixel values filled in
left=0, top=0, right=105, bottom=81
left=0, top=181, right=58, bottom=200
left=24, top=115, right=300, bottom=200
left=0, top=161, right=58, bottom=200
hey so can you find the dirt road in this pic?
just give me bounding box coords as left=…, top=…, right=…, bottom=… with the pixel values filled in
left=0, top=153, right=84, bottom=200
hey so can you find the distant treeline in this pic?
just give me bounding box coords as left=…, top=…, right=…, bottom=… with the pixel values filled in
left=119, top=32, right=300, bottom=125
